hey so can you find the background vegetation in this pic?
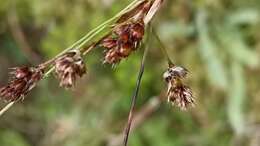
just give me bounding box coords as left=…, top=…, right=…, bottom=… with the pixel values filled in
left=0, top=0, right=260, bottom=146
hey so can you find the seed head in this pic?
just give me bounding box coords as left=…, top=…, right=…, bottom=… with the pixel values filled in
left=54, top=50, right=86, bottom=88
left=102, top=21, right=145, bottom=64
left=163, top=65, right=194, bottom=110
left=0, top=67, right=43, bottom=102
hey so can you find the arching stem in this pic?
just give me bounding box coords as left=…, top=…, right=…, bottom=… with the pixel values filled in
left=152, top=27, right=174, bottom=66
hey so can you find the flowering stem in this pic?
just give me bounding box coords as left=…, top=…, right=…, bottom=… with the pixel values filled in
left=152, top=27, right=174, bottom=66
left=0, top=0, right=155, bottom=117
left=0, top=101, right=15, bottom=117
left=60, top=0, right=142, bottom=54
left=76, top=0, right=148, bottom=50
left=42, top=0, right=144, bottom=77
left=62, top=0, right=142, bottom=53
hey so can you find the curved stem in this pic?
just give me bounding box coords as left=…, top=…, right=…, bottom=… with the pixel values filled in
left=152, top=27, right=174, bottom=66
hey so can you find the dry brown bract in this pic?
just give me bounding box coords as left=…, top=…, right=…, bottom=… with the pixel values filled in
left=55, top=50, right=86, bottom=88
left=163, top=65, right=194, bottom=110
left=0, top=67, right=43, bottom=102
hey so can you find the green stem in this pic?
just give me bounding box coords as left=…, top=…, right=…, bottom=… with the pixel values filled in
left=152, top=27, right=174, bottom=66
left=44, top=67, right=55, bottom=78
left=76, top=25, right=107, bottom=50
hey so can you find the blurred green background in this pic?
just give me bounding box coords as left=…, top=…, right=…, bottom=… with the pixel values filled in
left=0, top=0, right=260, bottom=146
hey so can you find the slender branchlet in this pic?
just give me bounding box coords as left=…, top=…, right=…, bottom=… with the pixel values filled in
left=152, top=27, right=174, bottom=66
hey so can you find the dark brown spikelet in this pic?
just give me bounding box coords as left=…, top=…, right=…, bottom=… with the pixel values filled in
left=0, top=67, right=44, bottom=102
left=102, top=20, right=145, bottom=64
left=54, top=50, right=86, bottom=88
left=163, top=65, right=194, bottom=110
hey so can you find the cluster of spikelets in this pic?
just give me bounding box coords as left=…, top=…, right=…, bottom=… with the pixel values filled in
left=0, top=67, right=43, bottom=102
left=163, top=64, right=194, bottom=110
left=0, top=0, right=194, bottom=111
left=102, top=21, right=145, bottom=64
left=54, top=50, right=86, bottom=88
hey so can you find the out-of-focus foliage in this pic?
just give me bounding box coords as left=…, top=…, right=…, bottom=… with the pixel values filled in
left=0, top=0, right=260, bottom=146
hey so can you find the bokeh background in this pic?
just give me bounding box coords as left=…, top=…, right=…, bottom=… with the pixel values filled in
left=0, top=0, right=260, bottom=146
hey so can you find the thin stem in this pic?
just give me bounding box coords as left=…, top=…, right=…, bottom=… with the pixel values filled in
left=123, top=26, right=151, bottom=146
left=0, top=101, right=15, bottom=117
left=76, top=25, right=107, bottom=50
left=44, top=67, right=55, bottom=78
left=82, top=43, right=97, bottom=56
left=152, top=27, right=174, bottom=65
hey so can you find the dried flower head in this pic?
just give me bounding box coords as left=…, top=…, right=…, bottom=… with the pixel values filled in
left=0, top=67, right=43, bottom=102
left=163, top=65, right=194, bottom=110
left=55, top=50, right=86, bottom=88
left=102, top=20, right=145, bottom=64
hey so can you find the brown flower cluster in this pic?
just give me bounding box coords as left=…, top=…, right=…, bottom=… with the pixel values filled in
left=101, top=0, right=152, bottom=64
left=54, top=50, right=86, bottom=88
left=0, top=67, right=43, bottom=102
left=163, top=65, right=194, bottom=110
left=102, top=20, right=145, bottom=64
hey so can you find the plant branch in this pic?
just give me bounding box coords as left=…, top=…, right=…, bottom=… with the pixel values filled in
left=152, top=27, right=174, bottom=65
left=41, top=0, right=145, bottom=75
